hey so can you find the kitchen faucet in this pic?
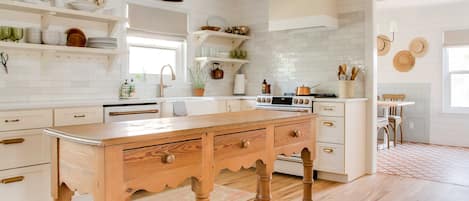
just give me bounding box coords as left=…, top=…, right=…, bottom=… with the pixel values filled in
left=159, top=64, right=176, bottom=97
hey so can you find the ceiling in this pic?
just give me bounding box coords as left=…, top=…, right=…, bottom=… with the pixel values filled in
left=377, top=0, right=467, bottom=9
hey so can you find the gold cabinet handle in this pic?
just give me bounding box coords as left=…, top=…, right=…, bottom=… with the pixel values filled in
left=74, top=114, right=86, bottom=118
left=291, top=129, right=301, bottom=138
left=1, top=176, right=24, bottom=184
left=241, top=139, right=250, bottom=149
left=0, top=138, right=25, bottom=145
left=4, top=119, right=20, bottom=123
left=162, top=153, right=176, bottom=164
left=323, top=148, right=334, bottom=153
left=323, top=107, right=335, bottom=111
left=322, top=122, right=335, bottom=127
left=109, top=110, right=159, bottom=116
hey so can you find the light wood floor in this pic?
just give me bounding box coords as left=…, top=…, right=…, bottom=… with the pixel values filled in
left=215, top=168, right=469, bottom=201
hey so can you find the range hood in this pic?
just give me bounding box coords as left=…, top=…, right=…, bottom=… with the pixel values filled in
left=269, top=0, right=338, bottom=32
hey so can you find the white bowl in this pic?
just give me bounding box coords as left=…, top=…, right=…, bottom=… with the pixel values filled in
left=25, top=28, right=42, bottom=44
left=69, top=1, right=99, bottom=12
left=42, top=30, right=61, bottom=45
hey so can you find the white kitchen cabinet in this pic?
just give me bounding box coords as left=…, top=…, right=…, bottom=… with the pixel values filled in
left=0, top=109, right=53, bottom=132
left=0, top=129, right=50, bottom=171
left=313, top=100, right=367, bottom=183
left=226, top=100, right=241, bottom=112
left=185, top=100, right=227, bottom=116
left=54, top=107, right=103, bottom=126
left=0, top=164, right=52, bottom=201
left=240, top=100, right=257, bottom=111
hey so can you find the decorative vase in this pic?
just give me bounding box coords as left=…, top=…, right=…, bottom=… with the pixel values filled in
left=193, top=88, right=205, bottom=97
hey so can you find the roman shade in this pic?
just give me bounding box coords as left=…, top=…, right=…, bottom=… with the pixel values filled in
left=128, top=4, right=188, bottom=37
left=444, top=29, right=469, bottom=46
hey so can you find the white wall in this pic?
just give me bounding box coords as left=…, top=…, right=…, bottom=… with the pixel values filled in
left=237, top=0, right=367, bottom=97
left=377, top=1, right=469, bottom=147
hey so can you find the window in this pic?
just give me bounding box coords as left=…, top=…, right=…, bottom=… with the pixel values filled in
left=128, top=36, right=184, bottom=75
left=443, top=46, right=469, bottom=112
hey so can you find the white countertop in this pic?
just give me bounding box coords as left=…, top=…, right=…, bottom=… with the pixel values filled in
left=0, top=96, right=257, bottom=111
left=314, top=98, right=368, bottom=102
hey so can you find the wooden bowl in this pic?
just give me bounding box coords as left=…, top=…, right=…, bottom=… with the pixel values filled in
left=201, top=26, right=221, bottom=31
left=66, top=28, right=87, bottom=47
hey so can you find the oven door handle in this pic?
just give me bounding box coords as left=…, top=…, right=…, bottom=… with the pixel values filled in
left=108, top=109, right=159, bottom=116
left=256, top=106, right=311, bottom=113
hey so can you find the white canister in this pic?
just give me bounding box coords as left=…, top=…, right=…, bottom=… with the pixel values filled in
left=338, top=81, right=355, bottom=98
left=25, top=28, right=42, bottom=44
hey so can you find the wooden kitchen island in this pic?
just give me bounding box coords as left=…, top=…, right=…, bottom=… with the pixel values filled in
left=44, top=110, right=316, bottom=201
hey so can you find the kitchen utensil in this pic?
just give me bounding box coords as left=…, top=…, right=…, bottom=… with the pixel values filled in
left=25, top=28, right=42, bottom=44
left=377, top=35, right=391, bottom=56
left=351, top=67, right=360, bottom=80
left=210, top=63, right=224, bottom=79
left=42, top=30, right=60, bottom=45
left=1, top=52, right=9, bottom=74
left=66, top=28, right=86, bottom=47
left=393, top=50, right=415, bottom=72
left=409, top=37, right=428, bottom=57
left=296, top=85, right=311, bottom=96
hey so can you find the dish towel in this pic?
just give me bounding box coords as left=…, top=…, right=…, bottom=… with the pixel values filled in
left=173, top=101, right=188, bottom=117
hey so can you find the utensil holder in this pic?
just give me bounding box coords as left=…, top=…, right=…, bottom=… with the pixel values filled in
left=338, top=81, right=355, bottom=98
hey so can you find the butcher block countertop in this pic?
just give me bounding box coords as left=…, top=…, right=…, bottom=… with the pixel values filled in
left=45, top=110, right=315, bottom=146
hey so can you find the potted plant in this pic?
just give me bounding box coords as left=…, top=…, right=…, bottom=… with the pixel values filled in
left=189, top=65, right=208, bottom=96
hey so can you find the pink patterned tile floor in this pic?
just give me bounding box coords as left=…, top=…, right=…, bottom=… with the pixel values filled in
left=378, top=142, right=469, bottom=186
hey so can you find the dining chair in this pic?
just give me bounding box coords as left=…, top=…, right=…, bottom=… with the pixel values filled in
left=377, top=116, right=391, bottom=149
left=382, top=94, right=406, bottom=145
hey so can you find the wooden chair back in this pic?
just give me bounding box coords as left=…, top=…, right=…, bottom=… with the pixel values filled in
left=382, top=94, right=406, bottom=116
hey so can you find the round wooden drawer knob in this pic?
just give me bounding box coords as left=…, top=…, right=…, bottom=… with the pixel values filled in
left=292, top=130, right=301, bottom=138
left=163, top=153, right=176, bottom=164
left=241, top=140, right=250, bottom=149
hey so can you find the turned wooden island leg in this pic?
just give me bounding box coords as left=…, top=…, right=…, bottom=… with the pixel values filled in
left=302, top=149, right=314, bottom=201
left=256, top=160, right=272, bottom=201
left=192, top=178, right=213, bottom=201
left=55, top=184, right=74, bottom=201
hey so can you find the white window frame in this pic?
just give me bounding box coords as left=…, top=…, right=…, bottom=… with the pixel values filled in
left=442, top=45, right=469, bottom=114
left=126, top=31, right=188, bottom=83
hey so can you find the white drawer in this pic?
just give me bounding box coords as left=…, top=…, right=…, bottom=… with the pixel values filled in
left=0, top=110, right=53, bottom=132
left=0, top=129, right=50, bottom=170
left=314, top=102, right=345, bottom=117
left=315, top=143, right=345, bottom=174
left=54, top=107, right=103, bottom=127
left=317, top=117, right=345, bottom=144
left=0, top=164, right=52, bottom=201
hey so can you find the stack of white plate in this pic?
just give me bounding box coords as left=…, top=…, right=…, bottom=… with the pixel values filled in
left=87, top=37, right=117, bottom=49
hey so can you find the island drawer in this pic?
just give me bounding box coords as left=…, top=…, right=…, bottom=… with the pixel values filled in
left=0, top=109, right=53, bottom=132
left=314, top=102, right=345, bottom=117
left=274, top=122, right=311, bottom=147
left=123, top=139, right=202, bottom=181
left=54, top=107, right=103, bottom=127
left=0, top=129, right=50, bottom=171
left=317, top=116, right=345, bottom=144
left=214, top=129, right=266, bottom=160
left=0, top=164, right=51, bottom=201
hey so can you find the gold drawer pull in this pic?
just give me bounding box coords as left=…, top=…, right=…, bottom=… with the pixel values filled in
left=0, top=138, right=25, bottom=145
left=109, top=110, right=159, bottom=116
left=74, top=114, right=86, bottom=118
left=323, top=107, right=335, bottom=111
left=241, top=139, right=250, bottom=149
left=162, top=153, right=176, bottom=164
left=323, top=148, right=334, bottom=153
left=4, top=119, right=20, bottom=123
left=291, top=130, right=301, bottom=138
left=1, top=176, right=24, bottom=184
left=323, top=122, right=334, bottom=127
